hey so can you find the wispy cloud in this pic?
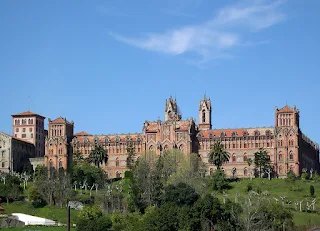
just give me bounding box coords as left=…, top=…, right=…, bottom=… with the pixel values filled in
left=109, top=0, right=286, bottom=64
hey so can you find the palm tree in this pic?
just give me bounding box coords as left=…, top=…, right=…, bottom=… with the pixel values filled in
left=88, top=145, right=108, bottom=168
left=207, top=141, right=230, bottom=170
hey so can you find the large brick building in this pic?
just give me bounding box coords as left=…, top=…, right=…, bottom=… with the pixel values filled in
left=62, top=96, right=319, bottom=178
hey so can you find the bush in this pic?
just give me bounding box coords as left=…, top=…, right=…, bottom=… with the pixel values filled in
left=124, top=171, right=133, bottom=179
left=310, top=185, right=315, bottom=197
left=28, top=186, right=46, bottom=208
left=286, top=170, right=296, bottom=183
left=246, top=183, right=253, bottom=192
left=301, top=172, right=308, bottom=180
left=210, top=169, right=229, bottom=192
left=76, top=205, right=112, bottom=231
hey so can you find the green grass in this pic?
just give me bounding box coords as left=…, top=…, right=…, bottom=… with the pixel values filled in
left=2, top=201, right=79, bottom=225
left=0, top=226, right=76, bottom=231
left=222, top=178, right=320, bottom=228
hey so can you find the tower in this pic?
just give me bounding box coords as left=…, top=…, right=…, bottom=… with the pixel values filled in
left=45, top=117, right=74, bottom=170
left=275, top=105, right=300, bottom=176
left=165, top=96, right=181, bottom=121
left=11, top=111, right=46, bottom=157
left=198, top=95, right=211, bottom=130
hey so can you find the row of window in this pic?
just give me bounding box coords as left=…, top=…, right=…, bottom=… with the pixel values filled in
left=16, top=127, right=33, bottom=133
left=209, top=165, right=294, bottom=176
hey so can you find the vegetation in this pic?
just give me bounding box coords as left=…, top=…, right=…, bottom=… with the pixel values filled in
left=1, top=145, right=320, bottom=231
left=207, top=141, right=230, bottom=169
left=87, top=145, right=108, bottom=168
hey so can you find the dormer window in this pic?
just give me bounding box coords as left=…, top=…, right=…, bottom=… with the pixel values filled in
left=231, top=132, right=236, bottom=137
left=220, top=132, right=225, bottom=138
left=243, top=131, right=248, bottom=137
left=254, top=130, right=260, bottom=137
left=266, top=130, right=271, bottom=137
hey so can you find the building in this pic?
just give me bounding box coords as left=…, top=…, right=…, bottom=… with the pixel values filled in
left=45, top=96, right=319, bottom=178
left=11, top=111, right=46, bottom=157
left=44, top=117, right=74, bottom=169
left=0, top=131, right=35, bottom=173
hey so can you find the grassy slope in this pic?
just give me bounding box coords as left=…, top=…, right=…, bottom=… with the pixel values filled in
left=224, top=178, right=320, bottom=227
left=2, top=201, right=79, bottom=224
left=0, top=226, right=76, bottom=231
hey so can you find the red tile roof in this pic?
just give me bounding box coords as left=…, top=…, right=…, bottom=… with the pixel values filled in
left=50, top=117, right=73, bottom=125
left=74, top=131, right=91, bottom=136
left=73, top=133, right=142, bottom=143
left=12, top=110, right=45, bottom=118
left=278, top=105, right=294, bottom=113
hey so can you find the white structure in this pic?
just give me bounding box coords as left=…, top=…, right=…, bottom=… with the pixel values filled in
left=12, top=213, right=56, bottom=226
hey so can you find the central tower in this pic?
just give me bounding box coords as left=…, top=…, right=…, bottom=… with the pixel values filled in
left=165, top=96, right=181, bottom=121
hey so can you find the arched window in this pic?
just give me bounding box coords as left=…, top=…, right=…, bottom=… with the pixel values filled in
left=116, top=172, right=121, bottom=178
left=59, top=160, right=63, bottom=168
left=267, top=155, right=271, bottom=160
left=232, top=154, right=236, bottom=162
left=244, top=168, right=248, bottom=176
left=265, top=130, right=271, bottom=137
left=278, top=152, right=283, bottom=162
left=202, top=110, right=206, bottom=123
left=289, top=151, right=293, bottom=160
left=116, top=158, right=119, bottom=167
left=164, top=145, right=168, bottom=152
left=149, top=145, right=154, bottom=151
left=49, top=159, right=53, bottom=169
left=210, top=168, right=213, bottom=176
left=243, top=153, right=248, bottom=162
left=179, top=144, right=184, bottom=152
left=254, top=130, right=260, bottom=137
left=279, top=165, right=283, bottom=175
left=2, top=162, right=5, bottom=168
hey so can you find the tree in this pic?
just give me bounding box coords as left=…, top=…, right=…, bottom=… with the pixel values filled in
left=76, top=205, right=112, bottom=231
left=28, top=185, right=46, bottom=208
left=254, top=148, right=271, bottom=178
left=126, top=142, right=136, bottom=171
left=88, top=145, right=108, bottom=168
left=0, top=174, right=22, bottom=203
left=73, top=150, right=84, bottom=165
left=210, top=169, right=229, bottom=192
left=162, top=183, right=199, bottom=207
left=208, top=141, right=230, bottom=170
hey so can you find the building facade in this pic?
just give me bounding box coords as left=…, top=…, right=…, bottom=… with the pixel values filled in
left=0, top=132, right=35, bottom=173
left=11, top=111, right=46, bottom=157
left=43, top=96, right=319, bottom=178
left=44, top=117, right=74, bottom=169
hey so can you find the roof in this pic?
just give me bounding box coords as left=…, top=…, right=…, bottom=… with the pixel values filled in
left=73, top=133, right=142, bottom=143
left=74, top=131, right=91, bottom=136
left=49, top=117, right=74, bottom=125
left=277, top=105, right=296, bottom=113
left=11, top=111, right=45, bottom=119
left=144, top=120, right=193, bottom=132
left=12, top=137, right=34, bottom=145
left=199, top=127, right=274, bottom=138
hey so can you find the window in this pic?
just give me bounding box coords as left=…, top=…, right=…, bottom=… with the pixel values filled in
left=267, top=142, right=270, bottom=147
left=2, top=151, right=5, bottom=157
left=1, top=162, right=4, bottom=168
left=116, top=158, right=119, bottom=167
left=279, top=166, right=283, bottom=175
left=266, top=130, right=271, bottom=137
left=59, top=160, right=63, bottom=168
left=23, top=128, right=26, bottom=132
left=244, top=143, right=247, bottom=148
left=278, top=152, right=283, bottom=162
left=14, top=134, right=17, bottom=137
left=232, top=154, right=236, bottom=162
left=149, top=145, right=154, bottom=151
left=254, top=130, right=260, bottom=137
left=244, top=168, right=248, bottom=176
left=255, top=143, right=258, bottom=148
left=202, top=110, right=206, bottom=123
left=179, top=144, right=184, bottom=152
left=289, top=151, right=293, bottom=160
left=22, top=134, right=26, bottom=138
left=29, top=128, right=32, bottom=132
left=49, top=159, right=53, bottom=169
left=31, top=133, right=33, bottom=138
left=16, top=128, right=19, bottom=132
left=243, top=153, right=248, bottom=162
left=116, top=172, right=121, bottom=178
left=232, top=143, right=235, bottom=149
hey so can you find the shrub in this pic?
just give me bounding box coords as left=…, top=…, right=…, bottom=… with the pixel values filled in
left=28, top=185, right=46, bottom=208
left=301, top=172, right=308, bottom=180
left=310, top=185, right=315, bottom=197
left=246, top=183, right=253, bottom=192
left=210, top=169, right=229, bottom=192
left=124, top=171, right=133, bottom=179
left=76, top=205, right=112, bottom=231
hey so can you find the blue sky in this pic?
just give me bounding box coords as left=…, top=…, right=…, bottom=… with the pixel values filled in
left=0, top=0, right=319, bottom=143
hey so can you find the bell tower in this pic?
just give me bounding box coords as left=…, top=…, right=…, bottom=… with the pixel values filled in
left=198, top=95, right=211, bottom=130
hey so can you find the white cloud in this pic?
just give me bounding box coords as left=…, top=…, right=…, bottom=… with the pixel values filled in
left=109, top=0, right=286, bottom=63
